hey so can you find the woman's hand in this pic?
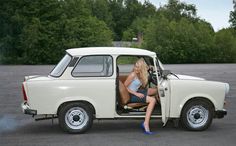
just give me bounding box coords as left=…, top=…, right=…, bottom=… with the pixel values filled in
left=135, top=93, right=145, bottom=98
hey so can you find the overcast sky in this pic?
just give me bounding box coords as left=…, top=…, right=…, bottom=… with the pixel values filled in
left=140, top=0, right=234, bottom=31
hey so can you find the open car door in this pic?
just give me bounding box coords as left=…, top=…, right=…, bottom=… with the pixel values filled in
left=155, top=59, right=171, bottom=126
left=159, top=79, right=171, bottom=126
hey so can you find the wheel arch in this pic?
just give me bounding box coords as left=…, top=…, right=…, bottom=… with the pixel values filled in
left=57, top=100, right=96, bottom=117
left=180, top=97, right=215, bottom=117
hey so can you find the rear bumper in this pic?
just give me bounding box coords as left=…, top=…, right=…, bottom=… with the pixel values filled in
left=21, top=102, right=37, bottom=115
left=215, top=109, right=227, bottom=119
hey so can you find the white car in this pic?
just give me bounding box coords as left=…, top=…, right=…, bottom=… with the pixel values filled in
left=21, top=47, right=229, bottom=133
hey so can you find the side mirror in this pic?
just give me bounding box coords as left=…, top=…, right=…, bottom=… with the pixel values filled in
left=162, top=70, right=171, bottom=79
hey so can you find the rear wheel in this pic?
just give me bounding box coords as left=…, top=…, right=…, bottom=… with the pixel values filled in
left=58, top=102, right=93, bottom=134
left=181, top=99, right=214, bottom=131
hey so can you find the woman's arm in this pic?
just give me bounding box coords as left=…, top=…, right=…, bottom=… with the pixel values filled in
left=124, top=72, right=134, bottom=88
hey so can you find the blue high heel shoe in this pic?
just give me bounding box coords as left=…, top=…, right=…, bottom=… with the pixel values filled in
left=141, top=122, right=154, bottom=135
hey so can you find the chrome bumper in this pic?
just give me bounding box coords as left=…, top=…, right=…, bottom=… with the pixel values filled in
left=21, top=102, right=37, bottom=115
left=215, top=109, right=227, bottom=119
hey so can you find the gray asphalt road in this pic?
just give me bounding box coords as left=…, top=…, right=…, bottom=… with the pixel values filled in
left=0, top=64, right=235, bottom=146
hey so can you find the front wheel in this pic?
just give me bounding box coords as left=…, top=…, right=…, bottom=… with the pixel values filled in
left=180, top=99, right=214, bottom=131
left=58, top=102, right=93, bottom=134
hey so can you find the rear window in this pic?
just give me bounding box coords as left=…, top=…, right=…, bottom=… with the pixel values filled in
left=50, top=54, right=72, bottom=77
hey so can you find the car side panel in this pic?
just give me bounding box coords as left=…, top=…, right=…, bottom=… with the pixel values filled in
left=26, top=78, right=116, bottom=118
left=169, top=80, right=226, bottom=118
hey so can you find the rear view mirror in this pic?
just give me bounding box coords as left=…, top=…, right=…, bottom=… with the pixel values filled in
left=162, top=70, right=171, bottom=79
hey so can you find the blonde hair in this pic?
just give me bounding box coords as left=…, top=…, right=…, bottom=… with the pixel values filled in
left=134, top=58, right=148, bottom=88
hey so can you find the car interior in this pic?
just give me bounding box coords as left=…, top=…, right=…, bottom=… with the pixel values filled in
left=115, top=56, right=162, bottom=116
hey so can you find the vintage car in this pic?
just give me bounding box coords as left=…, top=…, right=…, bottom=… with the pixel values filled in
left=21, top=47, right=229, bottom=133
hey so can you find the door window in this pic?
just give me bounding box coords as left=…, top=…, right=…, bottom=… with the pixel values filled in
left=72, top=55, right=113, bottom=77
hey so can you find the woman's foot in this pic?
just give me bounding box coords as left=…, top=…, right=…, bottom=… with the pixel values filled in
left=141, top=122, right=154, bottom=135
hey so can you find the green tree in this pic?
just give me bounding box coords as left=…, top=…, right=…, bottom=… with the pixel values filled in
left=0, top=0, right=112, bottom=64
left=141, top=1, right=156, bottom=18
left=62, top=17, right=112, bottom=48
left=90, top=0, right=113, bottom=29
left=108, top=0, right=154, bottom=40
left=229, top=0, right=236, bottom=29
left=158, top=0, right=197, bottom=21
left=122, top=17, right=152, bottom=41
left=108, top=0, right=125, bottom=40
left=0, top=0, right=26, bottom=63
left=0, top=0, right=66, bottom=64
left=1, top=0, right=235, bottom=64
left=143, top=16, right=215, bottom=63
left=121, top=1, right=157, bottom=41
left=123, top=0, right=143, bottom=26
left=213, top=28, right=236, bottom=62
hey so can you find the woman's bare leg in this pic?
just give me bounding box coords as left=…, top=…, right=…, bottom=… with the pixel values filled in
left=143, top=96, right=156, bottom=131
left=147, top=88, right=157, bottom=96
left=148, top=88, right=160, bottom=103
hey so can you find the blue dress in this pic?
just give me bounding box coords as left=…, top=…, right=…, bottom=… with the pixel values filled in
left=128, top=77, right=147, bottom=103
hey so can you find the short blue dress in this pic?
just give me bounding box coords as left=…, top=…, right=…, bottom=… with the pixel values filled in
left=128, top=77, right=147, bottom=103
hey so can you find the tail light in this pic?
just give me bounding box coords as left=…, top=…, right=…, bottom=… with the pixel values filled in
left=22, top=84, right=28, bottom=101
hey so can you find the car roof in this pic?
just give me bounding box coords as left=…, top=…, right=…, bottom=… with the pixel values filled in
left=66, top=47, right=156, bottom=57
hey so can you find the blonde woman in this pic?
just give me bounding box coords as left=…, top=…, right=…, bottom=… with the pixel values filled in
left=124, top=58, right=157, bottom=135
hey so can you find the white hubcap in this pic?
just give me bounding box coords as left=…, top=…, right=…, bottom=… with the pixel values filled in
left=187, top=105, right=209, bottom=128
left=65, top=107, right=88, bottom=130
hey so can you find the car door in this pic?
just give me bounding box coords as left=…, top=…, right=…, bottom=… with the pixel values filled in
left=159, top=79, right=171, bottom=125
left=155, top=59, right=171, bottom=125
left=71, top=55, right=116, bottom=118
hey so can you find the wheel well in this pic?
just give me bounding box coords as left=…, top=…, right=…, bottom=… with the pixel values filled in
left=181, top=97, right=215, bottom=116
left=57, top=101, right=96, bottom=116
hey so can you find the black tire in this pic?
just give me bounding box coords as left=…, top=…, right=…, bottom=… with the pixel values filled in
left=180, top=99, right=214, bottom=131
left=58, top=102, right=93, bottom=134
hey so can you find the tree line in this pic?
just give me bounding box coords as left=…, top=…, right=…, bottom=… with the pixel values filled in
left=0, top=0, right=236, bottom=64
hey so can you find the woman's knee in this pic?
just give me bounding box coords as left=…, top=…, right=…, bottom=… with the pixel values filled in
left=151, top=96, right=156, bottom=104
left=146, top=96, right=156, bottom=104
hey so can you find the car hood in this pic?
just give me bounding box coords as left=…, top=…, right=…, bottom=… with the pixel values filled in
left=169, top=74, right=205, bottom=80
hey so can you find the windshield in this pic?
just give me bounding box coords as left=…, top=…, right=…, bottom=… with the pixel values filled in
left=156, top=57, right=164, bottom=71
left=157, top=59, right=164, bottom=71
left=155, top=58, right=165, bottom=80
left=50, top=54, right=72, bottom=77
